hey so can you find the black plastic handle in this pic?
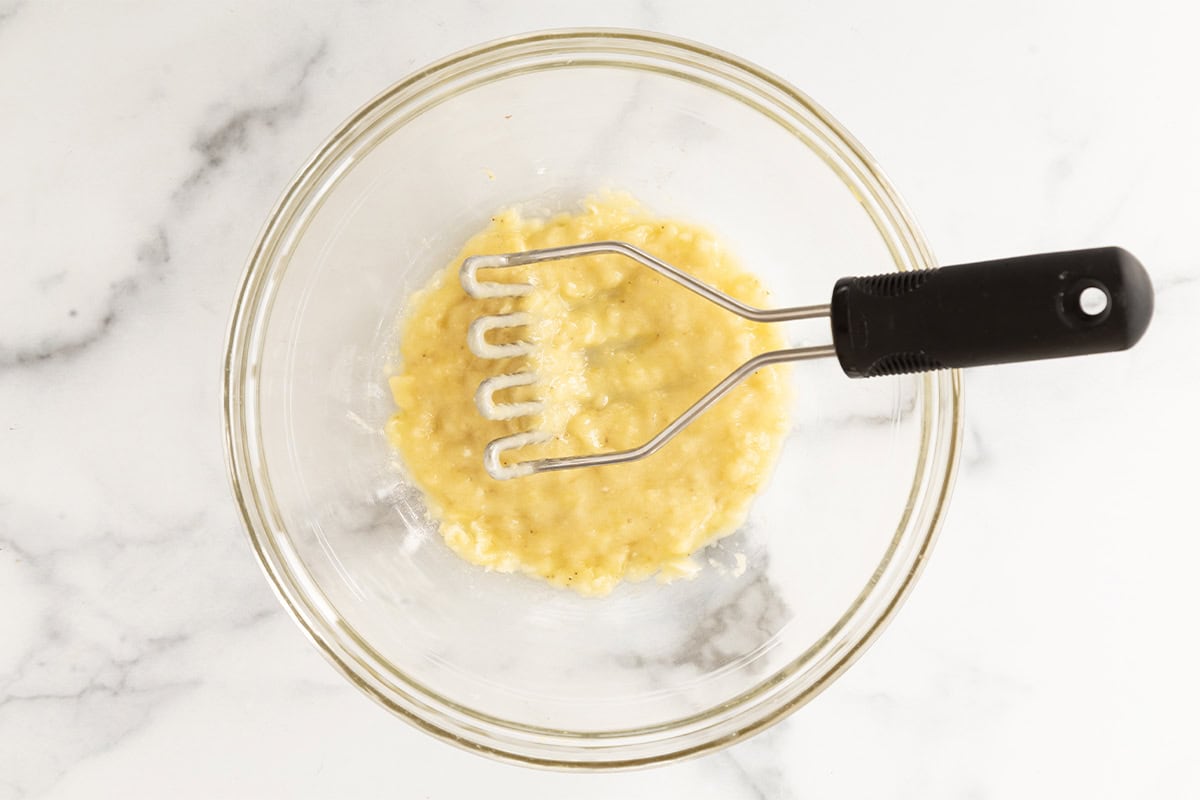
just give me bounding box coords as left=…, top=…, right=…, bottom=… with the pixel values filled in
left=829, top=247, right=1154, bottom=378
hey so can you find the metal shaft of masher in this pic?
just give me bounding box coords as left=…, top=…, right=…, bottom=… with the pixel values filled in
left=462, top=241, right=836, bottom=480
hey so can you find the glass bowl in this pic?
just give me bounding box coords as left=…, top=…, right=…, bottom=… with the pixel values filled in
left=223, top=29, right=962, bottom=767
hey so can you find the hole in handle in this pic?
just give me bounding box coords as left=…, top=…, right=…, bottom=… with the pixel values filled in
left=1079, top=286, right=1109, bottom=316
left=1060, top=279, right=1112, bottom=327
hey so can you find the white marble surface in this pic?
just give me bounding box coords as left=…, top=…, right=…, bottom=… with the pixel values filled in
left=2, top=1, right=1198, bottom=797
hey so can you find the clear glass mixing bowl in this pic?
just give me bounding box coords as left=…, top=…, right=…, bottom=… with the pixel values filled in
left=223, top=29, right=962, bottom=767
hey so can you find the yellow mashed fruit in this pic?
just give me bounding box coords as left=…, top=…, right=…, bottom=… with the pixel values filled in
left=386, top=195, right=789, bottom=596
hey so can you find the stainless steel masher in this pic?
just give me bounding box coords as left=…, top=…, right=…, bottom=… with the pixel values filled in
left=461, top=242, right=1153, bottom=480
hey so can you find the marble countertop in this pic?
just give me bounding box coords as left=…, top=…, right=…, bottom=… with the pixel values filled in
left=3, top=1, right=1198, bottom=797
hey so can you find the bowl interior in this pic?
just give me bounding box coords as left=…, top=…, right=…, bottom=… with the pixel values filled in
left=230, top=32, right=956, bottom=763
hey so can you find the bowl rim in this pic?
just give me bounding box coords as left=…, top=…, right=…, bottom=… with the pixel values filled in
left=223, top=27, right=964, bottom=769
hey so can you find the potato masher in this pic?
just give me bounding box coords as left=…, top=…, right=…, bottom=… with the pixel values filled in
left=461, top=242, right=1153, bottom=479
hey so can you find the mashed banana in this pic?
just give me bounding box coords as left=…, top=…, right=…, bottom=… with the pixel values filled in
left=386, top=196, right=789, bottom=595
